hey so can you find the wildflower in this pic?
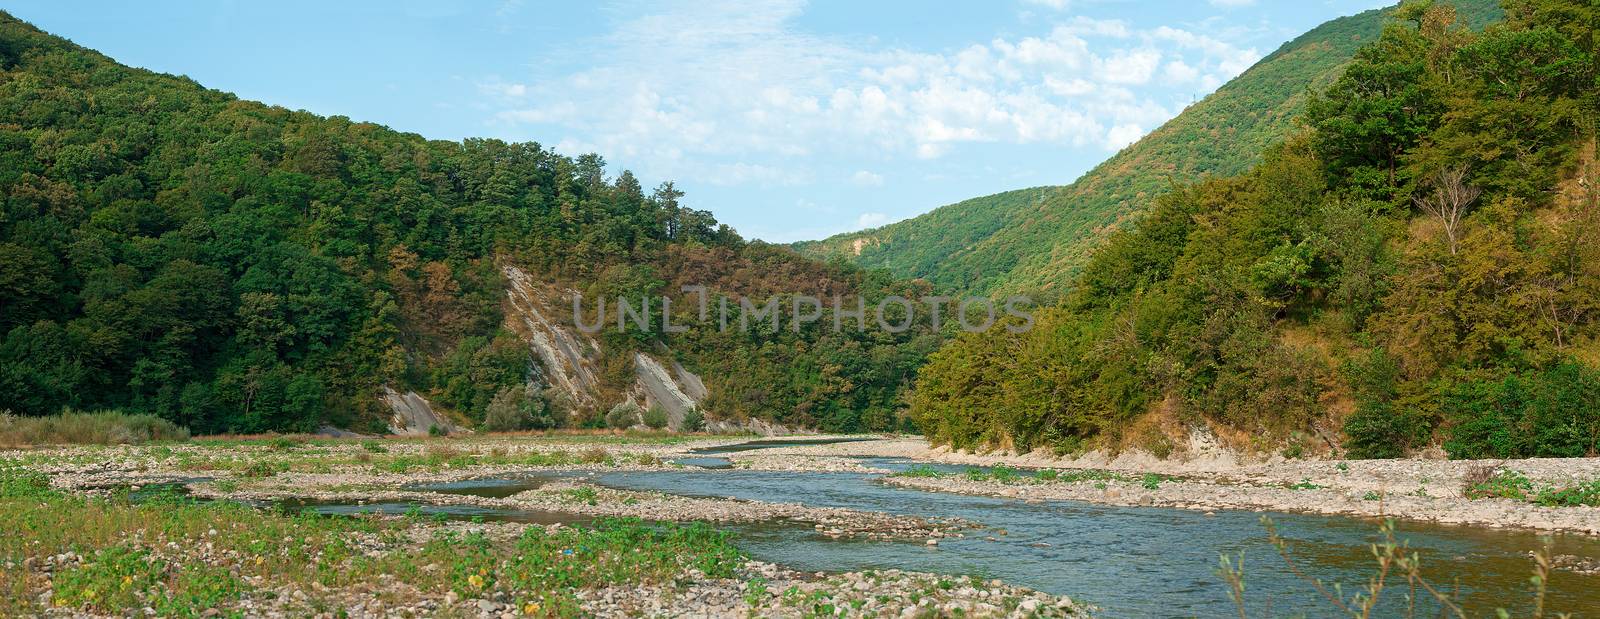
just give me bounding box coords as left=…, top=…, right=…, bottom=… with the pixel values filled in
left=523, top=602, right=541, bottom=615
left=467, top=574, right=485, bottom=589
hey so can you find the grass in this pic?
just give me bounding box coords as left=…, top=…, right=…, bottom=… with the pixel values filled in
left=0, top=467, right=745, bottom=616
left=0, top=411, right=189, bottom=447
left=1460, top=466, right=1600, bottom=507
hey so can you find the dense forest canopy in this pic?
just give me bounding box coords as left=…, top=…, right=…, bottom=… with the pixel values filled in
left=910, top=0, right=1600, bottom=459
left=0, top=12, right=934, bottom=435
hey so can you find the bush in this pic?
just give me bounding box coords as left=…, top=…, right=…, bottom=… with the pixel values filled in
left=1342, top=401, right=1428, bottom=459
left=641, top=406, right=669, bottom=430
left=484, top=386, right=539, bottom=432
left=681, top=408, right=705, bottom=433
left=0, top=410, right=190, bottom=447
left=1442, top=364, right=1600, bottom=459
left=606, top=403, right=642, bottom=430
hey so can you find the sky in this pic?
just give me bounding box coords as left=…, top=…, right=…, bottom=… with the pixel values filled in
left=5, top=0, right=1394, bottom=242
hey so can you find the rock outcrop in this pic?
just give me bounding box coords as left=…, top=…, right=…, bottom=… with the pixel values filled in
left=501, top=265, right=709, bottom=427
left=381, top=387, right=458, bottom=436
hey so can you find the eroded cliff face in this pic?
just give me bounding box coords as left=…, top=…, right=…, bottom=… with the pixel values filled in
left=500, top=265, right=708, bottom=428
left=630, top=352, right=696, bottom=428
left=502, top=265, right=604, bottom=408
left=381, top=387, right=458, bottom=436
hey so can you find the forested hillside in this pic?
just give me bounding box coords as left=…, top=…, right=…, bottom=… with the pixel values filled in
left=797, top=0, right=1503, bottom=298
left=0, top=12, right=932, bottom=435
left=792, top=187, right=1059, bottom=294
left=911, top=0, right=1600, bottom=459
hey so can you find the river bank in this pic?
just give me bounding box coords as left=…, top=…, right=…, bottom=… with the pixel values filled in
left=770, top=437, right=1600, bottom=534
left=6, top=432, right=1597, bottom=615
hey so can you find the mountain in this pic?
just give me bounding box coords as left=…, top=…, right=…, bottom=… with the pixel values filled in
left=908, top=0, right=1600, bottom=459
left=796, top=0, right=1504, bottom=298
left=0, top=12, right=933, bottom=435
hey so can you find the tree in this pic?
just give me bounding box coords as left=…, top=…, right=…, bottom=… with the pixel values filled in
left=1413, top=166, right=1482, bottom=254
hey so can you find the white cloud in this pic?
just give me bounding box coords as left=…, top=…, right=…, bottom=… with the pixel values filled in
left=1163, top=60, right=1201, bottom=84
left=856, top=212, right=890, bottom=229
left=1105, top=124, right=1144, bottom=150
left=851, top=170, right=884, bottom=186
left=482, top=0, right=1263, bottom=187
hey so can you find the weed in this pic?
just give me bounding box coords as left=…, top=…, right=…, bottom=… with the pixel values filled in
left=578, top=447, right=612, bottom=465
left=892, top=465, right=947, bottom=478
left=1462, top=467, right=1533, bottom=501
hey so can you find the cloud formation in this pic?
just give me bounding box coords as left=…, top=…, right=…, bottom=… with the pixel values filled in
left=481, top=0, right=1261, bottom=192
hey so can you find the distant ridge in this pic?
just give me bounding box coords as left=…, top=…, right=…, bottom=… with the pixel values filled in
left=794, top=0, right=1504, bottom=297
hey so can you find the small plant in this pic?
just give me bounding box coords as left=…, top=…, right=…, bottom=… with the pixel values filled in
left=988, top=465, right=1021, bottom=482
left=1461, top=466, right=1532, bottom=501
left=1140, top=473, right=1165, bottom=490
left=744, top=577, right=769, bottom=607
left=561, top=486, right=600, bottom=505
left=1362, top=490, right=1382, bottom=501
left=894, top=465, right=946, bottom=478
left=578, top=447, right=611, bottom=464
left=267, top=436, right=303, bottom=451
left=1285, top=478, right=1323, bottom=490
left=1533, top=480, right=1600, bottom=507
left=428, top=424, right=448, bottom=437
left=361, top=440, right=388, bottom=454
left=1035, top=469, right=1060, bottom=481
left=239, top=459, right=287, bottom=478
left=641, top=407, right=669, bottom=430
left=1336, top=462, right=1349, bottom=472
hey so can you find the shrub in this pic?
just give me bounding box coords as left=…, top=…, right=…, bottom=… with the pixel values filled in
left=0, top=410, right=189, bottom=447
left=1442, top=364, right=1600, bottom=459
left=641, top=406, right=669, bottom=430
left=1342, top=401, right=1428, bottom=459
left=606, top=403, right=642, bottom=430
left=483, top=386, right=536, bottom=432
left=681, top=408, right=706, bottom=433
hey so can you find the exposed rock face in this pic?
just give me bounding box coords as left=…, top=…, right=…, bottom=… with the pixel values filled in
left=632, top=352, right=696, bottom=429
left=500, top=264, right=709, bottom=426
left=502, top=265, right=602, bottom=409
left=381, top=387, right=457, bottom=436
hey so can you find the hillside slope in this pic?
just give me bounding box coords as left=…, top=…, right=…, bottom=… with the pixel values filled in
left=910, top=0, right=1600, bottom=459
left=0, top=12, right=932, bottom=434
left=797, top=0, right=1503, bottom=297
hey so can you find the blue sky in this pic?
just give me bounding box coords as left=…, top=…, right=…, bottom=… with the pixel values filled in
left=6, top=0, right=1392, bottom=242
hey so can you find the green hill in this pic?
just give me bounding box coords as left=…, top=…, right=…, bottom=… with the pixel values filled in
left=909, top=0, right=1600, bottom=459
left=796, top=0, right=1504, bottom=298
left=0, top=12, right=932, bottom=434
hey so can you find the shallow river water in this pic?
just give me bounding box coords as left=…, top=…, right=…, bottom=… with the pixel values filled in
left=275, top=440, right=1600, bottom=617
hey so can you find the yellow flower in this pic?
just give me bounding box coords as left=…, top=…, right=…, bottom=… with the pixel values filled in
left=121, top=575, right=133, bottom=590
left=523, top=602, right=541, bottom=615
left=467, top=574, right=485, bottom=589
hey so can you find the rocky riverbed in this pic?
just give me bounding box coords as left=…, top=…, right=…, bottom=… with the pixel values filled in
left=774, top=437, right=1600, bottom=534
